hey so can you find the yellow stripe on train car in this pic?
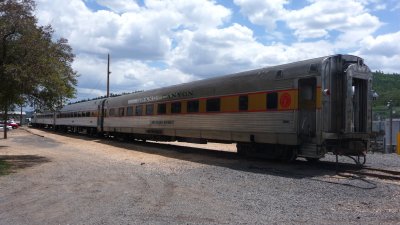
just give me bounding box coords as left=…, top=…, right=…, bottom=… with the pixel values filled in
left=397, top=132, right=400, bottom=155
left=221, top=96, right=239, bottom=112
left=248, top=93, right=266, bottom=111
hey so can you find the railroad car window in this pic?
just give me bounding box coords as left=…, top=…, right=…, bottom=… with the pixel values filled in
left=118, top=107, right=125, bottom=117
left=86, top=112, right=90, bottom=117
left=301, top=86, right=314, bottom=100
left=267, top=92, right=278, bottom=109
left=171, top=102, right=181, bottom=114
left=127, top=106, right=133, bottom=116
left=187, top=100, right=199, bottom=113
left=109, top=108, right=115, bottom=117
left=206, top=98, right=220, bottom=112
left=157, top=103, right=166, bottom=115
left=146, top=104, right=154, bottom=115
left=135, top=105, right=143, bottom=116
left=239, top=95, right=248, bottom=111
left=309, top=63, right=318, bottom=73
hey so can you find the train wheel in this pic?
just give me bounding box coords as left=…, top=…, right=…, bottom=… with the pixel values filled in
left=283, top=147, right=297, bottom=162
left=306, top=157, right=320, bottom=163
left=236, top=143, right=251, bottom=157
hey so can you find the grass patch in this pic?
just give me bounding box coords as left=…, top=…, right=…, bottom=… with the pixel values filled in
left=0, top=159, right=11, bottom=176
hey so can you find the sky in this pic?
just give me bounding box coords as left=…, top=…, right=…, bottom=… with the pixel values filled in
left=34, top=0, right=400, bottom=101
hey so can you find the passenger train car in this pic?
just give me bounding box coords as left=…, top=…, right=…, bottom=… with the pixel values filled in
left=32, top=54, right=372, bottom=162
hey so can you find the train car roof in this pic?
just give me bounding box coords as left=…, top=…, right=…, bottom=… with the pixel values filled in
left=59, top=54, right=366, bottom=109
left=60, top=99, right=104, bottom=112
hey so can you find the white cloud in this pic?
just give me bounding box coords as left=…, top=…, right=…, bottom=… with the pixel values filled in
left=72, top=53, right=197, bottom=100
left=95, top=0, right=140, bottom=13
left=169, top=23, right=335, bottom=77
left=358, top=31, right=400, bottom=57
left=355, top=31, right=400, bottom=72
left=36, top=0, right=231, bottom=60
left=233, top=0, right=288, bottom=30
left=285, top=0, right=381, bottom=44
left=234, top=0, right=382, bottom=48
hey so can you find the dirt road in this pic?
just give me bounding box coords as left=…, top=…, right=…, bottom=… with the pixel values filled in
left=1, top=128, right=400, bottom=224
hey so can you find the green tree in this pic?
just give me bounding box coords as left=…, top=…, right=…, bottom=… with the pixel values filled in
left=0, top=0, right=77, bottom=138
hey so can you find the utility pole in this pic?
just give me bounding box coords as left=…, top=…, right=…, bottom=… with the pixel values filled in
left=20, top=104, right=23, bottom=126
left=388, top=100, right=393, bottom=153
left=107, top=53, right=111, bottom=97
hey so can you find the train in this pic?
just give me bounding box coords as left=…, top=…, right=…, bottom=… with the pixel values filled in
left=32, top=54, right=373, bottom=163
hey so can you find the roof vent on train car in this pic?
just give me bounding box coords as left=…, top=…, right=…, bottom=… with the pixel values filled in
left=275, top=70, right=283, bottom=79
left=309, top=63, right=318, bottom=73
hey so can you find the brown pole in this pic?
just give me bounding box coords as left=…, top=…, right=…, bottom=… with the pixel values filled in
left=107, top=54, right=110, bottom=97
left=20, top=105, right=23, bottom=126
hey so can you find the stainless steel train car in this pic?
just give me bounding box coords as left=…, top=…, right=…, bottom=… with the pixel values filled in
left=32, top=54, right=372, bottom=162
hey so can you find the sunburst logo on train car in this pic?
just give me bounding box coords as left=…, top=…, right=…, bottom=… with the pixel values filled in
left=280, top=92, right=291, bottom=109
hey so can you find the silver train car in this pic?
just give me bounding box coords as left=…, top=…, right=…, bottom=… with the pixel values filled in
left=32, top=54, right=372, bottom=161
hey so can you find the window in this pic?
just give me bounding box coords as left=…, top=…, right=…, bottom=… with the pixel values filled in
left=206, top=98, right=220, bottom=112
left=127, top=106, right=133, bottom=116
left=86, top=112, right=90, bottom=117
left=146, top=104, right=154, bottom=115
left=109, top=108, right=115, bottom=117
left=135, top=105, right=143, bottom=116
left=171, top=102, right=181, bottom=114
left=118, top=107, right=125, bottom=117
left=239, top=95, right=248, bottom=111
left=267, top=92, right=278, bottom=109
left=309, top=63, right=318, bottom=73
left=157, top=103, right=166, bottom=114
left=187, top=100, right=199, bottom=113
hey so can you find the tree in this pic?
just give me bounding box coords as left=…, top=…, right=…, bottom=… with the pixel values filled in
left=0, top=0, right=77, bottom=138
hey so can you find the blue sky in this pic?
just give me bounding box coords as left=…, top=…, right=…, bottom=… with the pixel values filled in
left=35, top=0, right=400, bottom=101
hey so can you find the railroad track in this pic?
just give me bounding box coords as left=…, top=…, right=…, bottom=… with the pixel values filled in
left=339, top=167, right=400, bottom=181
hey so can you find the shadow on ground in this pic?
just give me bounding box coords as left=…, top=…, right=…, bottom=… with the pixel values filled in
left=0, top=155, right=51, bottom=172
left=31, top=128, right=368, bottom=181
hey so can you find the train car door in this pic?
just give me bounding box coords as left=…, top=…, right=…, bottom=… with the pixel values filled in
left=298, top=78, right=316, bottom=142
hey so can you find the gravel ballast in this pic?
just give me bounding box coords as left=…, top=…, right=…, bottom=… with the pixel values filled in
left=0, top=128, right=399, bottom=224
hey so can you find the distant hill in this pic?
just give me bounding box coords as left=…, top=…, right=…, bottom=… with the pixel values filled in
left=372, top=71, right=400, bottom=118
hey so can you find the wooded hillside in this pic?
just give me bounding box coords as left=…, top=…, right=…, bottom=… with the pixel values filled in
left=372, top=71, right=400, bottom=118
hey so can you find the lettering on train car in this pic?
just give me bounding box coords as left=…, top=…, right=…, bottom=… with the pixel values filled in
left=128, top=91, right=194, bottom=104
left=150, top=120, right=175, bottom=125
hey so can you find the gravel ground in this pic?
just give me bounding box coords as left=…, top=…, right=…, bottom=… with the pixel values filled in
left=0, top=128, right=400, bottom=225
